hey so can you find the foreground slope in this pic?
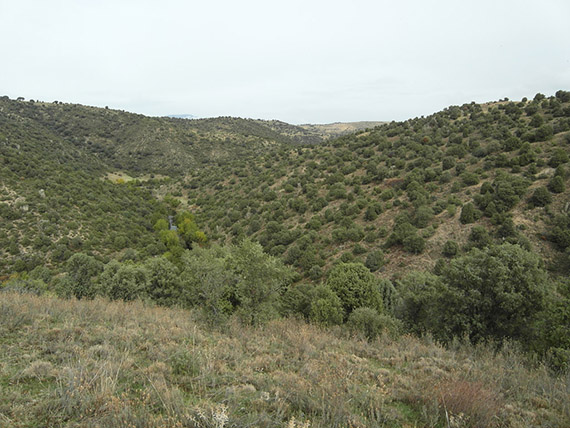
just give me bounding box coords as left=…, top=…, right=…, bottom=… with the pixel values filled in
left=1, top=292, right=568, bottom=428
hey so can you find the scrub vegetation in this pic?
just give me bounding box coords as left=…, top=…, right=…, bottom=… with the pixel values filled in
left=1, top=91, right=570, bottom=426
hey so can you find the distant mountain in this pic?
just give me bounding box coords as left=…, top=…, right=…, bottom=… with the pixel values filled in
left=166, top=114, right=198, bottom=119
left=0, top=98, right=318, bottom=175
left=299, top=121, right=387, bottom=139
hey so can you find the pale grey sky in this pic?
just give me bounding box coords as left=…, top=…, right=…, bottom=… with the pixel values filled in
left=1, top=0, right=569, bottom=124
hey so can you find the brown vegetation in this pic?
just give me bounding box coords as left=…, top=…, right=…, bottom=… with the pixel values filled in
left=1, top=292, right=568, bottom=427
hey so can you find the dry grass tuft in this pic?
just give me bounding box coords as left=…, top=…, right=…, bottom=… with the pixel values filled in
left=437, top=380, right=501, bottom=428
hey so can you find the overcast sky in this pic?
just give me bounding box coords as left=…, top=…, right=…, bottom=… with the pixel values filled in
left=1, top=1, right=569, bottom=124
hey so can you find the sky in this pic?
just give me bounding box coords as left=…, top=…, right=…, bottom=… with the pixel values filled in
left=1, top=0, right=569, bottom=124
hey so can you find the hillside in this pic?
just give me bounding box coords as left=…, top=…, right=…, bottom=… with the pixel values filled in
left=175, top=92, right=570, bottom=280
left=299, top=121, right=387, bottom=139
left=1, top=91, right=570, bottom=428
left=2, top=92, right=570, bottom=280
left=0, top=97, right=326, bottom=176
left=1, top=292, right=568, bottom=427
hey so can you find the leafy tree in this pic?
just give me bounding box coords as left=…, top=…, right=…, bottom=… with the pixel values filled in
left=474, top=173, right=529, bottom=214
left=413, top=205, right=434, bottom=228
left=176, top=211, right=207, bottom=247
left=386, top=221, right=417, bottom=247
left=378, top=277, right=397, bottom=314
left=461, top=172, right=479, bottom=186
left=100, top=260, right=149, bottom=301
left=280, top=282, right=315, bottom=319
left=153, top=218, right=168, bottom=232
left=326, top=263, right=383, bottom=318
left=467, top=225, right=492, bottom=249
left=437, top=244, right=549, bottom=342
left=402, top=234, right=426, bottom=254
left=144, top=256, right=181, bottom=306
left=549, top=148, right=569, bottom=167
left=533, top=279, right=570, bottom=370
left=396, top=271, right=445, bottom=336
left=60, top=253, right=103, bottom=299
left=310, top=284, right=344, bottom=326
left=226, top=239, right=294, bottom=325
left=347, top=307, right=384, bottom=340
left=180, top=246, right=236, bottom=323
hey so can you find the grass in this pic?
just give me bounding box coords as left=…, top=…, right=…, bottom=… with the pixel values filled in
left=0, top=292, right=568, bottom=427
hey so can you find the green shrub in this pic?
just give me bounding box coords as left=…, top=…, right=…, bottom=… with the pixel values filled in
left=310, top=285, right=344, bottom=326
left=438, top=243, right=549, bottom=342
left=144, top=256, right=182, bottom=306
left=100, top=261, right=149, bottom=301
left=459, top=203, right=480, bottom=224
left=403, top=234, right=426, bottom=254
left=364, top=250, right=384, bottom=272
left=347, top=307, right=383, bottom=340
left=326, top=263, right=383, bottom=318
left=549, top=148, right=569, bottom=167
left=529, top=186, right=552, bottom=207
left=461, top=172, right=479, bottom=186
left=60, top=253, right=104, bottom=299
left=548, top=176, right=565, bottom=193
left=442, top=240, right=459, bottom=257
left=227, top=239, right=294, bottom=325
left=396, top=271, right=445, bottom=336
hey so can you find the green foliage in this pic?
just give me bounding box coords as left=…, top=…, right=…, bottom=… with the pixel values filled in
left=460, top=171, right=479, bottom=186
left=547, top=175, right=565, bottom=193
left=549, top=148, right=569, bottom=167
left=378, top=277, right=397, bottom=314
left=549, top=213, right=570, bottom=251
left=326, top=263, right=383, bottom=318
left=459, top=203, right=480, bottom=224
left=226, top=239, right=294, bottom=325
left=533, top=279, right=570, bottom=370
left=467, top=225, right=492, bottom=249
left=176, top=211, right=207, bottom=247
left=309, top=284, right=345, bottom=326
left=437, top=244, right=549, bottom=342
left=442, top=240, right=459, bottom=257
left=346, top=307, right=384, bottom=340
left=398, top=244, right=552, bottom=345
left=529, top=186, right=552, bottom=207
left=153, top=218, right=168, bottom=232
left=474, top=173, right=530, bottom=215
left=179, top=246, right=235, bottom=324
left=59, top=253, right=104, bottom=299
left=364, top=250, right=385, bottom=272
left=413, top=205, right=434, bottom=228
left=396, top=271, right=445, bottom=336
left=1, top=277, right=48, bottom=295
left=100, top=260, right=149, bottom=301
left=403, top=234, right=426, bottom=254
left=143, top=256, right=181, bottom=306
left=386, top=221, right=418, bottom=250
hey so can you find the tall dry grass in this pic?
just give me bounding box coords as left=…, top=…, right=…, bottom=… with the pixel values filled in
left=0, top=292, right=568, bottom=427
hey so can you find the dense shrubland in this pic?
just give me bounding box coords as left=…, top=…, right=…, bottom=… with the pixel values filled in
left=2, top=92, right=570, bottom=422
